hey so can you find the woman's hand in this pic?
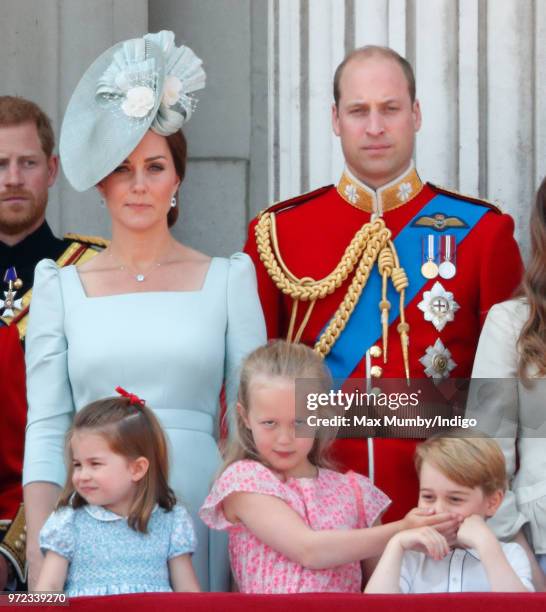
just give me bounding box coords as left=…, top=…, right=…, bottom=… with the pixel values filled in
left=26, top=544, right=44, bottom=591
left=23, top=483, right=61, bottom=590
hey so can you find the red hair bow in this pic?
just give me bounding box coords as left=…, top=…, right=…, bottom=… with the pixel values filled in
left=115, top=386, right=145, bottom=407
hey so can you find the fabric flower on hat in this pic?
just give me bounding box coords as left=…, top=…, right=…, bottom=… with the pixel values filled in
left=162, top=75, right=183, bottom=107
left=121, top=86, right=156, bottom=118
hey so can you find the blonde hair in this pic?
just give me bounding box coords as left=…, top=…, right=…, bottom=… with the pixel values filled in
left=57, top=397, right=176, bottom=533
left=223, top=340, right=336, bottom=472
left=415, top=433, right=507, bottom=496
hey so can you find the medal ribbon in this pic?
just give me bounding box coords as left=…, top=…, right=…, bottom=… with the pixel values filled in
left=321, top=194, right=489, bottom=380
left=441, top=235, right=453, bottom=262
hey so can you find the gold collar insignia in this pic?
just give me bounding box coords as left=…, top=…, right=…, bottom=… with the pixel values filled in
left=337, top=163, right=423, bottom=215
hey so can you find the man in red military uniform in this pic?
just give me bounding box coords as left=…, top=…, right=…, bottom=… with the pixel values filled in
left=245, top=47, right=522, bottom=522
left=0, top=96, right=106, bottom=588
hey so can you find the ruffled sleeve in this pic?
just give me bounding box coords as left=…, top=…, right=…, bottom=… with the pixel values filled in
left=224, top=253, right=266, bottom=431
left=39, top=507, right=76, bottom=560
left=349, top=472, right=391, bottom=528
left=469, top=301, right=528, bottom=540
left=167, top=504, right=197, bottom=559
left=199, top=460, right=287, bottom=530
left=23, top=260, right=75, bottom=487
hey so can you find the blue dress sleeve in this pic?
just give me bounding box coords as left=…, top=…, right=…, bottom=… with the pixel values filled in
left=23, top=260, right=75, bottom=487
left=39, top=507, right=76, bottom=561
left=168, top=504, right=198, bottom=559
left=224, top=253, right=266, bottom=431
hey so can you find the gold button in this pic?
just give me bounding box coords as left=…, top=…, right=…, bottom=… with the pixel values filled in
left=20, top=532, right=26, bottom=542
left=14, top=540, right=23, bottom=550
left=369, top=345, right=382, bottom=359
left=370, top=365, right=383, bottom=378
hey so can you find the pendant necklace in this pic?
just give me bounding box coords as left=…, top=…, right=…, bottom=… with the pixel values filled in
left=119, top=262, right=162, bottom=282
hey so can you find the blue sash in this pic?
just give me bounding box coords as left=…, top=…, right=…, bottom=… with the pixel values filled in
left=322, top=194, right=489, bottom=379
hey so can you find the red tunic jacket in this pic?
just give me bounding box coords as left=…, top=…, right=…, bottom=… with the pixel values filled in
left=245, top=169, right=522, bottom=521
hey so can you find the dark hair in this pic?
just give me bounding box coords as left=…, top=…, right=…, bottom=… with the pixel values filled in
left=57, top=396, right=176, bottom=533
left=165, top=130, right=187, bottom=227
left=333, top=45, right=416, bottom=107
left=0, top=95, right=55, bottom=157
left=518, top=177, right=546, bottom=377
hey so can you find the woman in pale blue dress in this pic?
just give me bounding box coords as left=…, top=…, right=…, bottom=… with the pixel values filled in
left=22, top=31, right=265, bottom=592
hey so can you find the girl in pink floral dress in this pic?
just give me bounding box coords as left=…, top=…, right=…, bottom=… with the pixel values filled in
left=200, top=341, right=460, bottom=593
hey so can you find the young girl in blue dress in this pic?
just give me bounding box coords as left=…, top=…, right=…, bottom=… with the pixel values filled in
left=36, top=389, right=200, bottom=596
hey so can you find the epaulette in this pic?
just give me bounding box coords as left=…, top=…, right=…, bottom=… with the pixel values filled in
left=428, top=182, right=503, bottom=213
left=8, top=235, right=108, bottom=339
left=64, top=232, right=110, bottom=248
left=258, top=185, right=333, bottom=218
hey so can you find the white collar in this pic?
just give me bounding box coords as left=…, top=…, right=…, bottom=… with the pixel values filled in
left=83, top=503, right=159, bottom=522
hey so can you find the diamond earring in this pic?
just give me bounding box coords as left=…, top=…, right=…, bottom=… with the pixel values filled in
left=170, top=195, right=177, bottom=208
left=100, top=198, right=106, bottom=208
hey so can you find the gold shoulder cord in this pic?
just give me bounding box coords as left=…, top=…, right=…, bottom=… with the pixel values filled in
left=255, top=211, right=411, bottom=381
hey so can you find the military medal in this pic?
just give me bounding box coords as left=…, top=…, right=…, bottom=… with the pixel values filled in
left=1, top=267, right=24, bottom=318
left=417, top=281, right=460, bottom=331
left=438, top=235, right=456, bottom=279
left=421, top=235, right=438, bottom=279
left=419, top=338, right=457, bottom=380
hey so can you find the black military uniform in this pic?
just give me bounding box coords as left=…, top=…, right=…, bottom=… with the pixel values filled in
left=0, top=222, right=107, bottom=589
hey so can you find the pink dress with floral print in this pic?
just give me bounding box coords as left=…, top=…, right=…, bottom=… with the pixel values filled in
left=199, top=460, right=391, bottom=593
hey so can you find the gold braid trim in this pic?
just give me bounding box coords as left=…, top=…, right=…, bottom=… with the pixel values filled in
left=255, top=211, right=411, bottom=377
left=314, top=226, right=391, bottom=357
left=256, top=212, right=389, bottom=300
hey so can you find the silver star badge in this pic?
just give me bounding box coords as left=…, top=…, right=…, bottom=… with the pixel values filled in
left=417, top=281, right=460, bottom=331
left=419, top=339, right=456, bottom=380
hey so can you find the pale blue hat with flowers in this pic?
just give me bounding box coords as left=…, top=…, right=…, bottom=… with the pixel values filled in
left=60, top=30, right=206, bottom=192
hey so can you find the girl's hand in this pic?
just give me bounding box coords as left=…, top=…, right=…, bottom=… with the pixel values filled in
left=396, top=527, right=450, bottom=561
left=402, top=507, right=461, bottom=544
